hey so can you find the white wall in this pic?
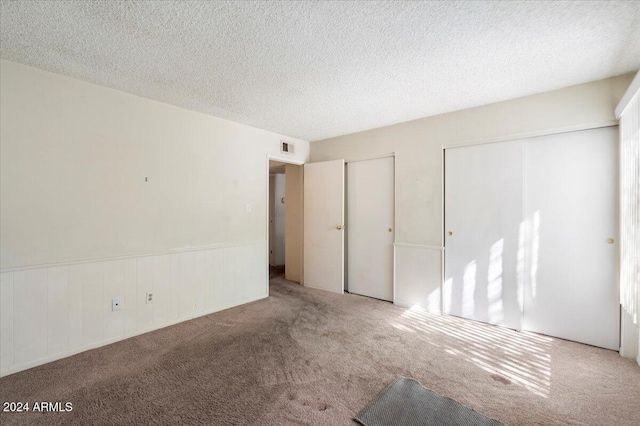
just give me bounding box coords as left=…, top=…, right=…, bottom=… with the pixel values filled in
left=311, top=74, right=633, bottom=312
left=0, top=60, right=308, bottom=269
left=0, top=60, right=309, bottom=376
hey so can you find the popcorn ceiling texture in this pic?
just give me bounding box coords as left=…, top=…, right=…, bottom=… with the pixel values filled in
left=1, top=1, right=639, bottom=141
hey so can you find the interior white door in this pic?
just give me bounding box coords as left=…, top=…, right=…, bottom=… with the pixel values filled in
left=444, top=140, right=524, bottom=330
left=347, top=157, right=394, bottom=301
left=303, top=159, right=345, bottom=294
left=523, top=127, right=619, bottom=350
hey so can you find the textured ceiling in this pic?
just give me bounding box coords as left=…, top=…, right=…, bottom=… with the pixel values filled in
left=1, top=1, right=639, bottom=141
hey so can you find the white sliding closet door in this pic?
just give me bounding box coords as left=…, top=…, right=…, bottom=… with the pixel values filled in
left=444, top=141, right=524, bottom=330
left=347, top=156, right=394, bottom=301
left=523, top=127, right=619, bottom=350
left=445, top=127, right=619, bottom=350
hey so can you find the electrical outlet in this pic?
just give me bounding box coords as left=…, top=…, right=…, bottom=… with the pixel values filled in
left=112, top=298, right=122, bottom=311
left=146, top=292, right=153, bottom=304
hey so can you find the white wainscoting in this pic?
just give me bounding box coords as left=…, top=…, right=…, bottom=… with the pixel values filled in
left=0, top=241, right=267, bottom=377
left=393, top=243, right=443, bottom=313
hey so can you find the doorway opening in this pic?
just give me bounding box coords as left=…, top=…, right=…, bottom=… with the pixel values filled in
left=269, top=162, right=286, bottom=279
left=267, top=157, right=304, bottom=293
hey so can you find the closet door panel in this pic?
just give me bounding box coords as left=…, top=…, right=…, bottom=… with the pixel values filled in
left=347, top=157, right=394, bottom=301
left=523, top=127, right=619, bottom=350
left=444, top=140, right=524, bottom=330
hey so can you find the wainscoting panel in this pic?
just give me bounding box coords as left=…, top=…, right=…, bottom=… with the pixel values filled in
left=14, top=269, right=48, bottom=366
left=0, top=272, right=14, bottom=372
left=0, top=241, right=267, bottom=377
left=393, top=243, right=442, bottom=313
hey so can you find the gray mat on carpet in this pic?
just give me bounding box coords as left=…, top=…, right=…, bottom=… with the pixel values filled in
left=355, top=377, right=505, bottom=426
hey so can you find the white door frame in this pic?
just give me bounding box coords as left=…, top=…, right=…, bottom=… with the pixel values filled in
left=266, top=154, right=304, bottom=295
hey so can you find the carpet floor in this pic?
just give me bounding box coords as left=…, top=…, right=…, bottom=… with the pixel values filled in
left=1, top=274, right=639, bottom=425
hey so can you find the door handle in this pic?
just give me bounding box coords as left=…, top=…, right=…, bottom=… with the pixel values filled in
left=606, top=238, right=614, bottom=244
left=336, top=225, right=344, bottom=230
left=448, top=231, right=453, bottom=236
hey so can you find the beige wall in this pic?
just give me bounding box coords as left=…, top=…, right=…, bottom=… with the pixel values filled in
left=311, top=74, right=633, bottom=310
left=0, top=60, right=309, bottom=376
left=0, top=60, right=309, bottom=270
left=284, top=164, right=303, bottom=283
left=312, top=74, right=632, bottom=246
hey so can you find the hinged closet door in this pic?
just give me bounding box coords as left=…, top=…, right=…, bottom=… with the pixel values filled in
left=303, top=159, right=345, bottom=294
left=347, top=156, right=395, bottom=301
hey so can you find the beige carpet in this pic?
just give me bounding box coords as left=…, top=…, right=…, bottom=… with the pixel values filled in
left=1, top=274, right=639, bottom=425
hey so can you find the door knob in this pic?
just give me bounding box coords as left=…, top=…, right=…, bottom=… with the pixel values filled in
left=388, top=228, right=392, bottom=232
left=336, top=225, right=343, bottom=230
left=448, top=231, right=453, bottom=236
left=607, top=238, right=614, bottom=244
